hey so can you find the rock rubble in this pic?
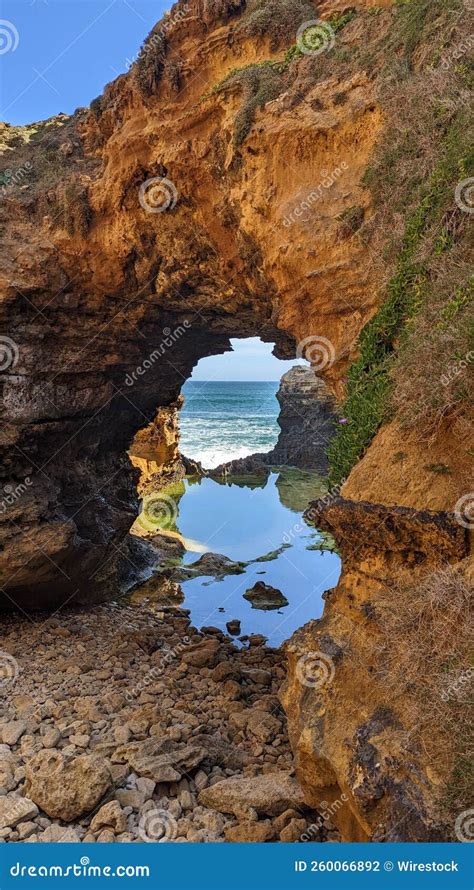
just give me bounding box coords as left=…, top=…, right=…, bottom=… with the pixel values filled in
left=0, top=602, right=329, bottom=843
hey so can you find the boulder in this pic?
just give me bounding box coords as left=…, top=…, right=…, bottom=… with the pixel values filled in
left=1, top=721, right=27, bottom=746
left=112, top=738, right=207, bottom=783
left=0, top=795, right=38, bottom=830
left=90, top=801, right=127, bottom=834
left=226, top=619, right=241, bottom=636
left=25, top=750, right=112, bottom=821
left=243, top=582, right=289, bottom=611
left=225, top=819, right=275, bottom=842
left=182, top=638, right=221, bottom=668
left=199, top=771, right=307, bottom=817
left=174, top=553, right=246, bottom=581
left=38, top=825, right=81, bottom=843
left=0, top=756, right=17, bottom=793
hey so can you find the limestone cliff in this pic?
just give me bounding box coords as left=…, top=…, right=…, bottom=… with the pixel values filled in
left=0, top=0, right=472, bottom=844
left=0, top=0, right=386, bottom=607
left=269, top=367, right=335, bottom=471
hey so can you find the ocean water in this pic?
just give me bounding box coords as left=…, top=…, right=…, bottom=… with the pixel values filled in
left=180, top=380, right=280, bottom=468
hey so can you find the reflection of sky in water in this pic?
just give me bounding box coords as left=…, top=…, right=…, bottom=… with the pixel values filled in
left=171, top=472, right=341, bottom=647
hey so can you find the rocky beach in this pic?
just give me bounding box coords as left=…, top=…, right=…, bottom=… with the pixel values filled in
left=0, top=601, right=331, bottom=844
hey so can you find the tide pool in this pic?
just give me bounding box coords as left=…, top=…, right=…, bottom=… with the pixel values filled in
left=134, top=470, right=341, bottom=647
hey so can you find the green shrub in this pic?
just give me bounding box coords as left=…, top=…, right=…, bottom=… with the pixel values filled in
left=212, top=61, right=288, bottom=148
left=238, top=0, right=315, bottom=50
left=134, top=32, right=166, bottom=98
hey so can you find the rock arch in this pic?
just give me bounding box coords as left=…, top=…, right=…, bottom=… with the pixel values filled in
left=0, top=0, right=381, bottom=608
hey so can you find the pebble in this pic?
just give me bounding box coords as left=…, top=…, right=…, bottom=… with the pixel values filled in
left=0, top=601, right=322, bottom=845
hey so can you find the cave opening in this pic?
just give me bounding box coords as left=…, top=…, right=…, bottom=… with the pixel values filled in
left=127, top=337, right=341, bottom=646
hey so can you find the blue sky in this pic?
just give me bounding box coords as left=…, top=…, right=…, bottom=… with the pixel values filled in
left=1, top=1, right=304, bottom=381
left=191, top=339, right=306, bottom=382
left=0, top=0, right=167, bottom=124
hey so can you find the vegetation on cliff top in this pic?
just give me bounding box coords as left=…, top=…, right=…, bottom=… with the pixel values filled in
left=207, top=7, right=357, bottom=149
left=328, top=0, right=474, bottom=484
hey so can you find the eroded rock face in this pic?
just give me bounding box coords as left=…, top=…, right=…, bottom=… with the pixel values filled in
left=281, top=496, right=470, bottom=842
left=202, top=366, right=336, bottom=478
left=269, top=367, right=336, bottom=471
left=0, top=0, right=383, bottom=608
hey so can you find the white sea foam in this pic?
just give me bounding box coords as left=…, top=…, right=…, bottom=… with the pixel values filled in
left=183, top=444, right=268, bottom=469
